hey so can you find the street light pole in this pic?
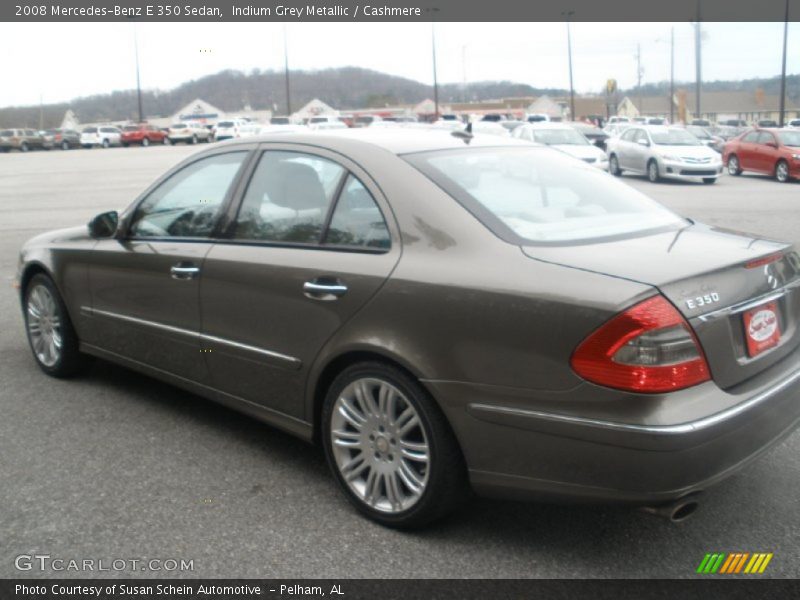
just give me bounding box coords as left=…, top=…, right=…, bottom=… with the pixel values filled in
left=670, top=27, right=675, bottom=123
left=779, top=0, right=790, bottom=127
left=431, top=23, right=439, bottom=121
left=283, top=23, right=292, bottom=117
left=562, top=10, right=576, bottom=121
left=694, top=1, right=702, bottom=120
left=134, top=26, right=143, bottom=123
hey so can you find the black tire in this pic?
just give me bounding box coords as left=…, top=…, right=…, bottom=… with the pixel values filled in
left=142, top=137, right=150, bottom=147
left=775, top=160, right=790, bottom=183
left=727, top=154, right=742, bottom=175
left=23, top=273, right=90, bottom=378
left=122, top=142, right=129, bottom=148
left=191, top=134, right=198, bottom=144
left=702, top=178, right=716, bottom=185
left=20, top=142, right=29, bottom=152
left=647, top=159, right=660, bottom=183
left=102, top=139, right=110, bottom=149
left=61, top=141, right=69, bottom=151
left=609, top=154, right=621, bottom=176
left=321, top=361, right=468, bottom=529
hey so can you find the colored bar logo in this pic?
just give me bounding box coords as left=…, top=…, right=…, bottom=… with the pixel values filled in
left=696, top=552, right=773, bottom=574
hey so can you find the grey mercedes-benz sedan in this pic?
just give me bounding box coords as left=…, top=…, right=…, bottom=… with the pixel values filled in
left=16, top=129, right=800, bottom=528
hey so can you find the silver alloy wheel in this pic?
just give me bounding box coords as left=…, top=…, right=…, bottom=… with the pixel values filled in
left=776, top=161, right=789, bottom=182
left=61, top=141, right=69, bottom=150
left=609, top=155, right=619, bottom=175
left=330, top=377, right=430, bottom=513
left=648, top=161, right=659, bottom=182
left=26, top=284, right=63, bottom=367
left=728, top=156, right=739, bottom=175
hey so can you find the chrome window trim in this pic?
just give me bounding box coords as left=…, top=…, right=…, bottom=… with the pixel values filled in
left=80, top=306, right=301, bottom=368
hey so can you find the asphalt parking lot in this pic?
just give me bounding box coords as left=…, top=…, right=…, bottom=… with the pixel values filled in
left=1, top=145, right=799, bottom=579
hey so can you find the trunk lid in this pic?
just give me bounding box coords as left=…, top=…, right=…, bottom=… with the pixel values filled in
left=523, top=223, right=800, bottom=389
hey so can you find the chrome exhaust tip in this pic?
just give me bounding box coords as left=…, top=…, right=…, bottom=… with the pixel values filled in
left=641, top=493, right=701, bottom=523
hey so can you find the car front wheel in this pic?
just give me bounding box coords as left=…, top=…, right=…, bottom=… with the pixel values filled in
left=322, top=362, right=467, bottom=528
left=61, top=141, right=69, bottom=150
left=102, top=139, right=110, bottom=148
left=647, top=159, right=660, bottom=183
left=142, top=137, right=150, bottom=147
left=775, top=160, right=790, bottom=183
left=609, top=154, right=621, bottom=176
left=727, top=155, right=742, bottom=175
left=24, top=274, right=89, bottom=378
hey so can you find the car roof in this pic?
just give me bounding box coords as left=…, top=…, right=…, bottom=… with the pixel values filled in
left=218, top=127, right=527, bottom=155
left=518, top=122, right=573, bottom=130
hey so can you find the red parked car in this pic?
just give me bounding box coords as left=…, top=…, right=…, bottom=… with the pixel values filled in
left=120, top=124, right=168, bottom=147
left=723, top=128, right=800, bottom=183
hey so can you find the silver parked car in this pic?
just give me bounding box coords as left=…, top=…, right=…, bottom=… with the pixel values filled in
left=606, top=126, right=723, bottom=184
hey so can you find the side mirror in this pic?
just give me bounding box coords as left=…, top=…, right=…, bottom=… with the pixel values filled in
left=88, top=210, right=119, bottom=238
left=637, top=138, right=650, bottom=147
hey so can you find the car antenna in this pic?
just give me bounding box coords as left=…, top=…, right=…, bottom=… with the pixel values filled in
left=451, top=122, right=473, bottom=144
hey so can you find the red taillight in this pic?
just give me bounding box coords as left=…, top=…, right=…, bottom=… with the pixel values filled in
left=570, top=295, right=710, bottom=393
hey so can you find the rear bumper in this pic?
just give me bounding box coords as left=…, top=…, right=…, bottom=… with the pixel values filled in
left=428, top=347, right=800, bottom=504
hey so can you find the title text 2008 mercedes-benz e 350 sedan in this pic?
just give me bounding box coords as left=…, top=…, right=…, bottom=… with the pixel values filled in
left=17, top=130, right=800, bottom=527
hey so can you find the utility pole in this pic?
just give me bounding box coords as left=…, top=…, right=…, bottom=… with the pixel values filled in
left=670, top=27, right=675, bottom=123
left=461, top=45, right=467, bottom=103
left=636, top=43, right=643, bottom=113
left=563, top=10, right=576, bottom=121
left=694, top=1, right=702, bottom=121
left=432, top=23, right=439, bottom=120
left=283, top=23, right=292, bottom=117
left=779, top=0, right=790, bottom=127
left=134, top=26, right=143, bottom=123
left=39, top=94, right=43, bottom=130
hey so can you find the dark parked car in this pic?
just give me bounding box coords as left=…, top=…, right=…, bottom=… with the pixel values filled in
left=0, top=128, right=45, bottom=152
left=16, top=130, right=800, bottom=528
left=723, top=128, right=800, bottom=182
left=685, top=125, right=725, bottom=153
left=567, top=121, right=611, bottom=150
left=46, top=128, right=81, bottom=150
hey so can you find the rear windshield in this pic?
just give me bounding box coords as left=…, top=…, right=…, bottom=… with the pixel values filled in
left=355, top=116, right=374, bottom=123
left=217, top=121, right=234, bottom=127
left=172, top=124, right=187, bottom=129
left=777, top=131, right=800, bottom=147
left=531, top=128, right=589, bottom=146
left=123, top=126, right=140, bottom=131
left=82, top=127, right=98, bottom=133
left=270, top=117, right=290, bottom=124
left=405, top=147, right=686, bottom=244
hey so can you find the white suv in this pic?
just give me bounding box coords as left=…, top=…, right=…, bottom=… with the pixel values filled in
left=167, top=122, right=211, bottom=144
left=213, top=118, right=247, bottom=141
left=80, top=126, right=122, bottom=148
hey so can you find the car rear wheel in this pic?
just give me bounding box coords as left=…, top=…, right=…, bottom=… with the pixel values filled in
left=163, top=137, right=171, bottom=145
left=191, top=135, right=198, bottom=144
left=775, top=160, right=790, bottom=183
left=102, top=139, right=110, bottom=149
left=61, top=141, right=69, bottom=150
left=142, top=137, right=150, bottom=147
left=20, top=142, right=29, bottom=152
left=24, top=274, right=90, bottom=378
left=647, top=159, right=660, bottom=183
left=322, top=362, right=467, bottom=528
left=727, top=155, right=742, bottom=175
left=609, top=154, right=621, bottom=176
left=702, top=178, right=717, bottom=184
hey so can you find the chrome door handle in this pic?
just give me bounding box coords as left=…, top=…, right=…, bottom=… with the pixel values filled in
left=303, top=280, right=348, bottom=299
left=170, top=265, right=200, bottom=280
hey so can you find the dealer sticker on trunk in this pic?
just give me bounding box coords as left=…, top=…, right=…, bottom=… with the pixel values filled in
left=743, top=301, right=781, bottom=357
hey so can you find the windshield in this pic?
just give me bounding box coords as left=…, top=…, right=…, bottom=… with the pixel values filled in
left=82, top=127, right=97, bottom=133
left=650, top=129, right=701, bottom=146
left=217, top=121, right=234, bottom=127
left=123, top=126, right=139, bottom=132
left=777, top=131, right=800, bottom=147
left=406, top=147, right=686, bottom=244
left=172, top=124, right=187, bottom=129
left=532, top=128, right=589, bottom=146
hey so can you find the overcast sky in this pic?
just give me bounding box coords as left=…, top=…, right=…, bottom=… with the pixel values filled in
left=0, top=22, right=797, bottom=107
